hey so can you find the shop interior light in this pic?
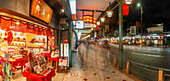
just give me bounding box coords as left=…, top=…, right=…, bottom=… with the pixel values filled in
left=107, top=11, right=113, bottom=17
left=97, top=22, right=100, bottom=25
left=91, top=28, right=93, bottom=30
left=100, top=17, right=105, bottom=22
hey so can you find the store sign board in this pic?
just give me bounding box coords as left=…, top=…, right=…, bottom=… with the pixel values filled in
left=61, top=43, right=63, bottom=56
left=130, top=26, right=136, bottom=35
left=30, top=0, right=53, bottom=23
left=64, top=43, right=69, bottom=57
left=76, top=21, right=84, bottom=29
left=84, top=23, right=94, bottom=28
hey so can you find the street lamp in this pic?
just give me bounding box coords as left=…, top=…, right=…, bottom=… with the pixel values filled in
left=137, top=3, right=143, bottom=45
left=100, top=17, right=105, bottom=22
left=137, top=3, right=143, bottom=35
left=97, top=21, right=100, bottom=25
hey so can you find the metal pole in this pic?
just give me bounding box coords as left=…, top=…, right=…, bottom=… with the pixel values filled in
left=118, top=0, right=124, bottom=70
left=141, top=6, right=143, bottom=45
left=141, top=6, right=143, bottom=34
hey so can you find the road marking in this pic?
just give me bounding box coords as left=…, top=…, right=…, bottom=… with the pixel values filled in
left=131, top=52, right=164, bottom=57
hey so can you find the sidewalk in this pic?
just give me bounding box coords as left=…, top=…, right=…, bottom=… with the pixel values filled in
left=63, top=44, right=135, bottom=81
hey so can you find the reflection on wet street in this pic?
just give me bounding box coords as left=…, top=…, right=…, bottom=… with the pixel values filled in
left=64, top=44, right=134, bottom=81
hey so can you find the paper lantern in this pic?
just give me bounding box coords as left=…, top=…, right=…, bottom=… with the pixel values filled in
left=87, top=19, right=89, bottom=22
left=123, top=4, right=129, bottom=16
left=64, top=39, right=68, bottom=43
left=83, top=16, right=86, bottom=19
left=90, top=17, right=93, bottom=20
left=79, top=17, right=82, bottom=20
left=93, top=21, right=96, bottom=24
left=93, top=18, right=96, bottom=21
left=84, top=20, right=87, bottom=23
left=90, top=20, right=92, bottom=23
left=87, top=16, right=89, bottom=19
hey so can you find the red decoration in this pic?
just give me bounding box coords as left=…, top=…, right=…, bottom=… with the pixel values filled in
left=34, top=26, right=39, bottom=34
left=47, top=30, right=51, bottom=36
left=6, top=31, right=13, bottom=44
left=43, top=28, right=47, bottom=36
left=145, top=35, right=147, bottom=37
left=0, top=17, right=11, bottom=31
left=38, top=27, right=43, bottom=35
left=27, top=24, right=34, bottom=33
left=11, top=20, right=21, bottom=32
left=20, top=22, right=28, bottom=33
left=123, top=4, right=129, bottom=16
left=64, top=39, right=68, bottom=43
left=131, top=36, right=132, bottom=38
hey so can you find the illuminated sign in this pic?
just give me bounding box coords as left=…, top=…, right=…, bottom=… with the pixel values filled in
left=30, top=0, right=53, bottom=23
left=76, top=21, right=84, bottom=29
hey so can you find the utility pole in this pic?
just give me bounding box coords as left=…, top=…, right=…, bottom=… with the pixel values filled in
left=118, top=0, right=124, bottom=70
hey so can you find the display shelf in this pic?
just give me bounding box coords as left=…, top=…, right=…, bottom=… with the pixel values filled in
left=27, top=47, right=44, bottom=49
left=12, top=40, right=26, bottom=42
left=30, top=41, right=46, bottom=43
left=8, top=45, right=25, bottom=47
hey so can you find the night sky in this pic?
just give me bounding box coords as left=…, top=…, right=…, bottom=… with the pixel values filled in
left=127, top=0, right=170, bottom=24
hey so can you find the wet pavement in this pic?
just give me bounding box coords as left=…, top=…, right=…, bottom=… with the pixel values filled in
left=64, top=44, right=134, bottom=81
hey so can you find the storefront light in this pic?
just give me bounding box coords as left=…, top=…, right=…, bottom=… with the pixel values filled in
left=97, top=22, right=100, bottom=25
left=107, top=11, right=113, bottom=17
left=100, top=17, right=105, bottom=22
left=125, top=0, right=132, bottom=4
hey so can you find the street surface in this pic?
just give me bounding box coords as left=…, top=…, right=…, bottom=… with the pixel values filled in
left=64, top=43, right=134, bottom=81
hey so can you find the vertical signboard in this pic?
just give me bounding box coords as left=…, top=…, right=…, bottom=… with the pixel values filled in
left=64, top=43, right=69, bottom=57
left=60, top=43, right=63, bottom=56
